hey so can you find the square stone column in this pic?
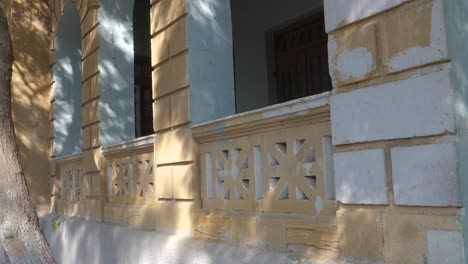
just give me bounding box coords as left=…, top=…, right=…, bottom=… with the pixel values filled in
left=150, top=0, right=235, bottom=233
left=325, top=0, right=465, bottom=263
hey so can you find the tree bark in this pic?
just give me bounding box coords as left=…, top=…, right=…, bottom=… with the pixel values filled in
left=0, top=7, right=55, bottom=264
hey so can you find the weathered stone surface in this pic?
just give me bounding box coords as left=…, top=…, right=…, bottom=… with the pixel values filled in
left=328, top=21, right=379, bottom=86
left=334, top=149, right=387, bottom=205
left=383, top=212, right=460, bottom=264
left=152, top=53, right=189, bottom=99
left=154, top=125, right=193, bottom=165
left=427, top=230, right=464, bottom=264
left=155, top=165, right=173, bottom=199
left=337, top=208, right=384, bottom=260
left=331, top=70, right=454, bottom=145
left=391, top=143, right=460, bottom=206
left=381, top=0, right=448, bottom=73
left=324, top=0, right=410, bottom=32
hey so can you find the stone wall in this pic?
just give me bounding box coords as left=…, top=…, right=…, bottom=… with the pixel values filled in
left=326, top=0, right=464, bottom=263
left=0, top=0, right=51, bottom=211
left=40, top=0, right=468, bottom=263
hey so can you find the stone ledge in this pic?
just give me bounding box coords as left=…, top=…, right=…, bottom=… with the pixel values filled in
left=192, top=92, right=330, bottom=143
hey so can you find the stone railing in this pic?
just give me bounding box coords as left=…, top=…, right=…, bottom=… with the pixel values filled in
left=55, top=153, right=84, bottom=202
left=102, top=135, right=155, bottom=206
left=193, top=92, right=335, bottom=215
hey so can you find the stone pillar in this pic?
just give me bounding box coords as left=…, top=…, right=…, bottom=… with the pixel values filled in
left=326, top=0, right=464, bottom=263
left=150, top=0, right=235, bottom=233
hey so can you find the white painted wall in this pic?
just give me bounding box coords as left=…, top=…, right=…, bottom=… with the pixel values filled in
left=231, top=0, right=323, bottom=113
left=40, top=214, right=347, bottom=264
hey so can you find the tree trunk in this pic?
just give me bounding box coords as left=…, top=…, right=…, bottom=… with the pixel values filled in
left=0, top=7, right=55, bottom=264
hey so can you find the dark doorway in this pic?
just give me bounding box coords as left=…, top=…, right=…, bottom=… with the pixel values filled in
left=134, top=0, right=153, bottom=137
left=274, top=12, right=332, bottom=103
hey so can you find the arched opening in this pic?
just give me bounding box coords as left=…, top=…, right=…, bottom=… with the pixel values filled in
left=133, top=0, right=152, bottom=137
left=54, top=0, right=83, bottom=157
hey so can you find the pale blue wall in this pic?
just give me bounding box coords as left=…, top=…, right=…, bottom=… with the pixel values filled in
left=99, top=0, right=136, bottom=145
left=54, top=1, right=83, bottom=157
left=231, top=0, right=323, bottom=113
left=186, top=0, right=236, bottom=124
left=444, top=1, right=468, bottom=262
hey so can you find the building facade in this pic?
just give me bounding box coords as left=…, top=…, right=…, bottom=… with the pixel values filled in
left=1, top=0, right=468, bottom=263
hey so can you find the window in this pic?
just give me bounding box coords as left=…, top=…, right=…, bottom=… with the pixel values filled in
left=231, top=1, right=330, bottom=113
left=274, top=12, right=331, bottom=103
left=133, top=0, right=153, bottom=137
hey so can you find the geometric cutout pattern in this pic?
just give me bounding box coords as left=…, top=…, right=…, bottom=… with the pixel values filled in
left=108, top=153, right=155, bottom=205
left=60, top=164, right=84, bottom=202
left=200, top=122, right=333, bottom=214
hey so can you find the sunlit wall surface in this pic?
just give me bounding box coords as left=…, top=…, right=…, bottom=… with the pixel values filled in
left=54, top=1, right=83, bottom=157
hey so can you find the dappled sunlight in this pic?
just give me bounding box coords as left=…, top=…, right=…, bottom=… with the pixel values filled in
left=99, top=0, right=136, bottom=146
left=0, top=0, right=54, bottom=209
left=53, top=0, right=83, bottom=158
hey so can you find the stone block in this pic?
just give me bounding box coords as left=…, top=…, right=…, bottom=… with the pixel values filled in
left=383, top=212, right=460, bottom=264
left=154, top=125, right=193, bottom=165
left=256, top=217, right=287, bottom=246
left=151, top=30, right=170, bottom=67
left=83, top=126, right=91, bottom=150
left=287, top=221, right=339, bottom=254
left=391, top=143, right=460, bottom=206
left=334, top=149, right=387, bottom=204
left=49, top=159, right=56, bottom=176
left=328, top=21, right=379, bottom=86
left=324, top=0, right=410, bottom=32
left=82, top=49, right=99, bottom=81
left=104, top=205, right=159, bottom=228
left=153, top=97, right=171, bottom=131
left=331, top=69, right=454, bottom=145
left=427, top=230, right=464, bottom=264
left=82, top=26, right=99, bottom=59
left=82, top=80, right=90, bottom=103
left=49, top=139, right=55, bottom=158
left=157, top=201, right=195, bottom=234
left=173, top=164, right=198, bottom=199
left=231, top=215, right=256, bottom=244
left=83, top=99, right=99, bottom=126
left=90, top=172, right=102, bottom=197
left=155, top=165, right=173, bottom=199
left=81, top=7, right=99, bottom=36
left=322, top=136, right=335, bottom=200
left=170, top=88, right=189, bottom=127
left=337, top=208, right=384, bottom=260
left=195, top=216, right=230, bottom=241
left=152, top=53, right=189, bottom=99
left=90, top=123, right=100, bottom=147
left=151, top=17, right=187, bottom=67
left=83, top=75, right=99, bottom=101
left=150, top=0, right=186, bottom=34
left=82, top=148, right=101, bottom=173
left=381, top=0, right=448, bottom=73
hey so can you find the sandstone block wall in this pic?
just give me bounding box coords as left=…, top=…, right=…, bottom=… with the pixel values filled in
left=326, top=0, right=464, bottom=262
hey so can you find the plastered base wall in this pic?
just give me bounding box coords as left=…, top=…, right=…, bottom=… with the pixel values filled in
left=40, top=213, right=357, bottom=264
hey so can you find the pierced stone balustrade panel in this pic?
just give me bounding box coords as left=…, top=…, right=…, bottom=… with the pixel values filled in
left=103, top=136, right=155, bottom=206
left=56, top=155, right=84, bottom=202
left=195, top=94, right=335, bottom=215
